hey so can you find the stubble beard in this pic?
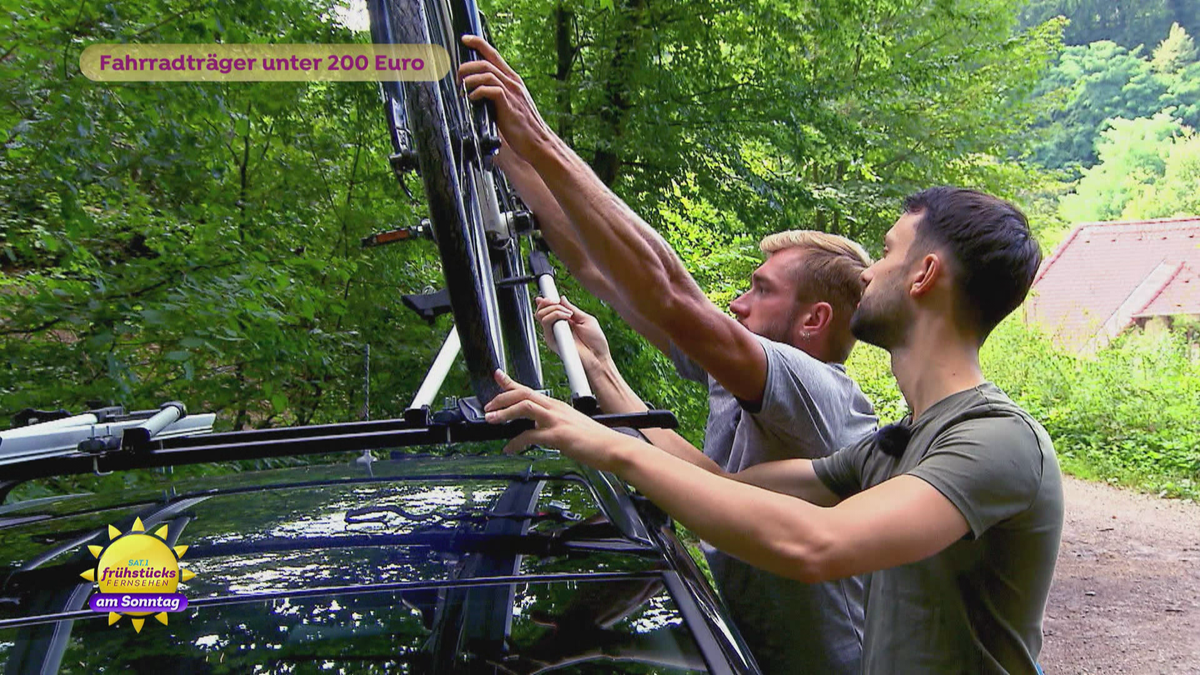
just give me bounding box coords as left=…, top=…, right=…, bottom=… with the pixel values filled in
left=755, top=304, right=801, bottom=345
left=850, top=288, right=908, bottom=352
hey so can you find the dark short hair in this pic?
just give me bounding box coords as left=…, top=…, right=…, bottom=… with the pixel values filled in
left=904, top=187, right=1041, bottom=339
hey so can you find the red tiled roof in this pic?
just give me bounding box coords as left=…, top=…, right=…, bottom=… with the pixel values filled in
left=1135, top=263, right=1200, bottom=318
left=1025, top=216, right=1200, bottom=350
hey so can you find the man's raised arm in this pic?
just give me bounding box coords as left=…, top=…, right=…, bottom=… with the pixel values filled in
left=495, top=144, right=672, bottom=353
left=459, top=36, right=769, bottom=403
left=483, top=373, right=969, bottom=584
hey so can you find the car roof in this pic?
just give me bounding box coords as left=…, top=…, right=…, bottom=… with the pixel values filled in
left=1, top=452, right=658, bottom=603
left=0, top=451, right=759, bottom=673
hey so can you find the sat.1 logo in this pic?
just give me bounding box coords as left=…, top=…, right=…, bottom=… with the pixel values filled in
left=79, top=517, right=196, bottom=632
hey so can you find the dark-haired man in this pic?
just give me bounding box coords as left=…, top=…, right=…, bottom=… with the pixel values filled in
left=482, top=187, right=1064, bottom=673
left=463, top=36, right=1063, bottom=673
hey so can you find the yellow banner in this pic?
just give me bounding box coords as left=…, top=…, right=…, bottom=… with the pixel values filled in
left=80, top=44, right=452, bottom=82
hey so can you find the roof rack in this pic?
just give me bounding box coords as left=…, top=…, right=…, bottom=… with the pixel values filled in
left=1, top=402, right=215, bottom=469
left=0, top=398, right=676, bottom=503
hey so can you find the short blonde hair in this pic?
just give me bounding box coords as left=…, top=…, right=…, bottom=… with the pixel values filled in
left=759, top=230, right=873, bottom=361
left=760, top=230, right=872, bottom=268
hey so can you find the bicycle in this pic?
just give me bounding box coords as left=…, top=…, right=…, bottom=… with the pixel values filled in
left=0, top=0, right=679, bottom=491
left=362, top=0, right=594, bottom=414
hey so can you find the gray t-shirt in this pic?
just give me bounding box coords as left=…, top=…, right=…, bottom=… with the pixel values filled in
left=812, top=383, right=1064, bottom=675
left=671, top=336, right=877, bottom=674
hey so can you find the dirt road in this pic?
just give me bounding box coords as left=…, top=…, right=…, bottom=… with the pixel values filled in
left=1040, top=477, right=1200, bottom=674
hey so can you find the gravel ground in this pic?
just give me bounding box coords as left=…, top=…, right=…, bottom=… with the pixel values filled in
left=1039, top=476, right=1200, bottom=674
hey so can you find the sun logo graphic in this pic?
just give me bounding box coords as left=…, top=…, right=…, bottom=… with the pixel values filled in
left=79, top=517, right=196, bottom=632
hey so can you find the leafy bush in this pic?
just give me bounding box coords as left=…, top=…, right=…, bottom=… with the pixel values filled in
left=849, top=317, right=1199, bottom=500
left=985, top=318, right=1200, bottom=499
left=845, top=342, right=907, bottom=424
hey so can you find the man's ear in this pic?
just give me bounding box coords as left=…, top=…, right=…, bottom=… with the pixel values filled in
left=909, top=253, right=943, bottom=298
left=801, top=302, right=834, bottom=332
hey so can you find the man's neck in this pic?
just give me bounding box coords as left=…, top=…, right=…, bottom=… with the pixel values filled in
left=890, top=317, right=985, bottom=420
left=783, top=332, right=834, bottom=364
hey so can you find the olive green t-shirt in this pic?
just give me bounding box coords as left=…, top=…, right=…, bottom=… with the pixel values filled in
left=812, top=383, right=1063, bottom=674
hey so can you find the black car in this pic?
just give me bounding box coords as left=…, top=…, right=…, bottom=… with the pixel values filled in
left=0, top=445, right=761, bottom=673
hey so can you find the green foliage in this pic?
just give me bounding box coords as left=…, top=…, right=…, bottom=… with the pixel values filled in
left=1164, top=61, right=1200, bottom=124
left=1020, top=0, right=1200, bottom=51
left=1053, top=108, right=1200, bottom=222
left=1036, top=22, right=1200, bottom=223
left=1, top=0, right=465, bottom=430
left=845, top=343, right=906, bottom=424
left=1057, top=112, right=1185, bottom=222
left=1030, top=41, right=1177, bottom=170
left=1152, top=22, right=1198, bottom=74
left=1122, top=130, right=1200, bottom=218
left=486, top=0, right=1064, bottom=248
left=1029, top=22, right=1200, bottom=174
left=479, top=0, right=1069, bottom=446
left=2, top=0, right=1071, bottom=498
left=846, top=318, right=1200, bottom=500
left=983, top=319, right=1200, bottom=500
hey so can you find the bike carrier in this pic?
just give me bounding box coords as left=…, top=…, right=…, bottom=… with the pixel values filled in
left=0, top=403, right=215, bottom=468
left=528, top=247, right=596, bottom=411
left=365, top=206, right=600, bottom=416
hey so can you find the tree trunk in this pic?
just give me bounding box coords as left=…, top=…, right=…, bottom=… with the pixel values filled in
left=233, top=363, right=248, bottom=431
left=554, top=2, right=575, bottom=144
left=591, top=0, right=647, bottom=186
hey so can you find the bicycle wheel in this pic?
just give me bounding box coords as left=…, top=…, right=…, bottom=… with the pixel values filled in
left=376, top=0, right=506, bottom=403
left=493, top=233, right=542, bottom=389
left=441, top=1, right=543, bottom=391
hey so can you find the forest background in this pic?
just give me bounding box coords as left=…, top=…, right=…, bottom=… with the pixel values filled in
left=1, top=0, right=1198, bottom=501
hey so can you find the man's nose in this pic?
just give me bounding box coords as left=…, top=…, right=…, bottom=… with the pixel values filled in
left=730, top=292, right=749, bottom=317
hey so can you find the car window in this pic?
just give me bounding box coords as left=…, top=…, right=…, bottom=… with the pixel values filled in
left=0, top=455, right=738, bottom=673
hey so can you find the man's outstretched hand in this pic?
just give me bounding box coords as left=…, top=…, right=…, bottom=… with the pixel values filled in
left=458, top=35, right=554, bottom=163
left=484, top=370, right=628, bottom=471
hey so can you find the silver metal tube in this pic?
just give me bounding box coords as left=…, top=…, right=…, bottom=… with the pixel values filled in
left=536, top=273, right=594, bottom=399
left=0, top=413, right=100, bottom=439
left=122, top=402, right=186, bottom=446
left=410, top=326, right=461, bottom=410
left=0, top=413, right=216, bottom=466
left=151, top=413, right=215, bottom=440
left=143, top=402, right=185, bottom=437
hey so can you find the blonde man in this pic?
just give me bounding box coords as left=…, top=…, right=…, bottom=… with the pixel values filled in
left=495, top=107, right=877, bottom=669
left=525, top=227, right=876, bottom=674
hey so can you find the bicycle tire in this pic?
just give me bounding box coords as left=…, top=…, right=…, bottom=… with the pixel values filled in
left=471, top=164, right=542, bottom=389
left=444, top=2, right=543, bottom=391
left=379, top=0, right=505, bottom=403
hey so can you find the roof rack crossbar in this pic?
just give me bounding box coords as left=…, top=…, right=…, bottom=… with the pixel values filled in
left=0, top=409, right=677, bottom=501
